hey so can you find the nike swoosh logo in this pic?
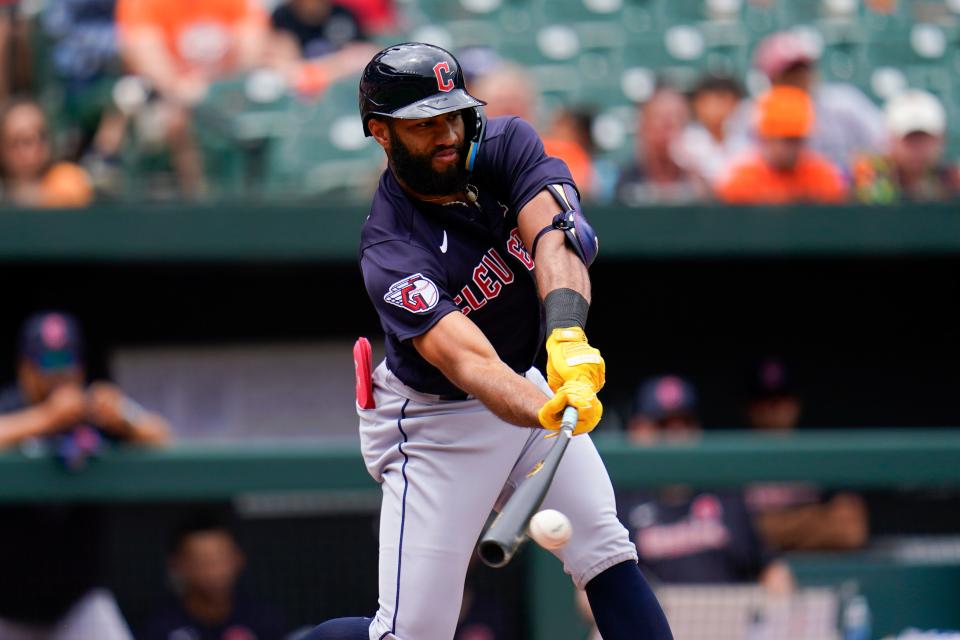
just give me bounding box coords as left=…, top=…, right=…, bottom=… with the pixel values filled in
left=440, top=230, right=448, bottom=253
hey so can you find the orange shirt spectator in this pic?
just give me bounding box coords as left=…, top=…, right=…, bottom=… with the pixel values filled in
left=716, top=149, right=846, bottom=204
left=544, top=137, right=593, bottom=195
left=716, top=86, right=847, bottom=204
left=116, top=0, right=267, bottom=77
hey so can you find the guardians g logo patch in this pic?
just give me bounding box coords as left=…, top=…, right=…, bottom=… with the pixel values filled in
left=385, top=273, right=440, bottom=313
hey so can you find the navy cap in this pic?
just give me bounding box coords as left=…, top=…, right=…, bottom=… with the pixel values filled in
left=748, top=357, right=795, bottom=398
left=18, top=311, right=84, bottom=371
left=633, top=375, right=698, bottom=421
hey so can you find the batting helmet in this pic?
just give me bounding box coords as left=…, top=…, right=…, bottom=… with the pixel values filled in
left=359, top=43, right=487, bottom=167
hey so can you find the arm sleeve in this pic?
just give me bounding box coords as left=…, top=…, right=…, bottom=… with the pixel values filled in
left=481, top=117, right=577, bottom=215
left=361, top=241, right=460, bottom=342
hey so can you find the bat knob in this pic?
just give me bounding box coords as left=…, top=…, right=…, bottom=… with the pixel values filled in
left=478, top=539, right=510, bottom=568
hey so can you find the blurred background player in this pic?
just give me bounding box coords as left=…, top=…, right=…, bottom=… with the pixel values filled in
left=140, top=512, right=288, bottom=640
left=0, top=310, right=170, bottom=447
left=620, top=375, right=793, bottom=591
left=0, top=311, right=170, bottom=639
left=624, top=373, right=701, bottom=445
left=742, top=357, right=869, bottom=552
left=580, top=375, right=793, bottom=638
left=716, top=86, right=847, bottom=204
left=853, top=90, right=960, bottom=203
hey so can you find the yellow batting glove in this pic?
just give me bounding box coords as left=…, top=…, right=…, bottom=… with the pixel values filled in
left=537, top=379, right=603, bottom=436
left=545, top=327, right=606, bottom=393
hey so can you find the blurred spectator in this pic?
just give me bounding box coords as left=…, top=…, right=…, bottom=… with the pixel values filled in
left=618, top=375, right=793, bottom=591
left=616, top=87, right=706, bottom=205
left=140, top=512, right=288, bottom=640
left=271, top=0, right=363, bottom=59
left=0, top=1, right=31, bottom=100
left=0, top=311, right=170, bottom=448
left=471, top=62, right=598, bottom=197
left=268, top=0, right=375, bottom=97
left=674, top=74, right=746, bottom=185
left=743, top=358, right=869, bottom=551
left=41, top=0, right=125, bottom=162
left=853, top=90, right=960, bottom=203
left=728, top=29, right=886, bottom=172
left=542, top=107, right=596, bottom=198
left=715, top=86, right=847, bottom=204
left=0, top=98, right=94, bottom=207
left=333, top=0, right=395, bottom=34
left=115, top=0, right=269, bottom=196
left=471, top=61, right=536, bottom=122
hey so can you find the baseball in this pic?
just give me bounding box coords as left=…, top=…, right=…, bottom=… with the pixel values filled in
left=528, top=509, right=572, bottom=550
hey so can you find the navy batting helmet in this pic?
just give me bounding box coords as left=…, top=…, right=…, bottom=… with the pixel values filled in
left=359, top=43, right=487, bottom=168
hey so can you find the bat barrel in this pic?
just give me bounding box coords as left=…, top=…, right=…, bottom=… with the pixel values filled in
left=477, top=406, right=579, bottom=568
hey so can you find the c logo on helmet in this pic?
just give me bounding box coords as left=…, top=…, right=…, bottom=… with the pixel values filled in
left=433, top=62, right=455, bottom=93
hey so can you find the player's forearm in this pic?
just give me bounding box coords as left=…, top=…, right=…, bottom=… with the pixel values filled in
left=124, top=412, right=172, bottom=446
left=445, top=357, right=549, bottom=429
left=0, top=407, right=56, bottom=448
left=120, top=30, right=181, bottom=96
left=533, top=231, right=591, bottom=306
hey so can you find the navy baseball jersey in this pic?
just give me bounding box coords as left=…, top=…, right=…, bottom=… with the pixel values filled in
left=360, top=116, right=576, bottom=397
left=618, top=490, right=772, bottom=584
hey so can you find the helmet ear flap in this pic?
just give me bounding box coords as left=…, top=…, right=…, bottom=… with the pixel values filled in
left=463, top=107, right=486, bottom=171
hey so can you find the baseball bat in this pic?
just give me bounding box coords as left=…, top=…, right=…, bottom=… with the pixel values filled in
left=478, top=406, right=578, bottom=568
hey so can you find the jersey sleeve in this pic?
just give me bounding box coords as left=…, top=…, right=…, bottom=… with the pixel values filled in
left=361, top=241, right=460, bottom=342
left=481, top=117, right=576, bottom=215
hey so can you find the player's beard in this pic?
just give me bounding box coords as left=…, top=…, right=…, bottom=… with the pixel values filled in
left=388, top=128, right=470, bottom=197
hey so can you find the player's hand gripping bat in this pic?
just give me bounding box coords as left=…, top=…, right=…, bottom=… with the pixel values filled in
left=478, top=406, right=578, bottom=567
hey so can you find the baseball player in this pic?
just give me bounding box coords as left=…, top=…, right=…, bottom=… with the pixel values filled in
left=306, top=43, right=672, bottom=640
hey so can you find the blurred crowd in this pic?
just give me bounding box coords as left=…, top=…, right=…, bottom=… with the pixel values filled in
left=471, top=29, right=960, bottom=207
left=0, top=0, right=953, bottom=207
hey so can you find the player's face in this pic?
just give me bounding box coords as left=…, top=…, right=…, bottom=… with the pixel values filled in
left=775, top=61, right=815, bottom=92
left=747, top=395, right=801, bottom=431
left=171, top=530, right=245, bottom=599
left=384, top=111, right=470, bottom=196
left=17, top=359, right=84, bottom=403
left=692, top=90, right=740, bottom=136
